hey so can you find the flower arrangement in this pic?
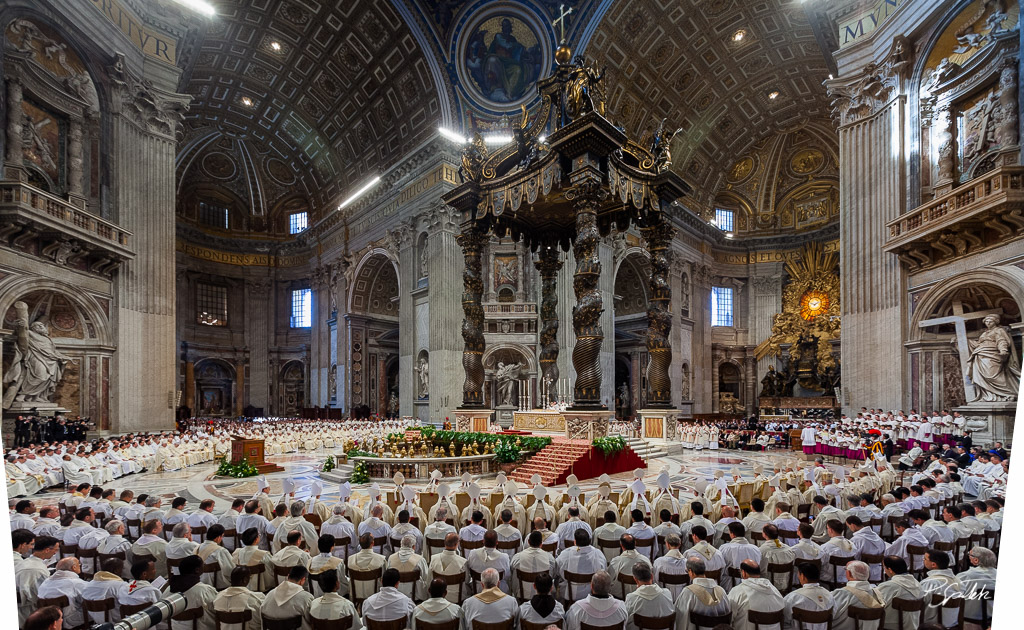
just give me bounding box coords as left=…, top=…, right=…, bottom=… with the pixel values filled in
left=350, top=460, right=370, bottom=484
left=346, top=448, right=379, bottom=458
left=593, top=435, right=627, bottom=456
left=493, top=440, right=521, bottom=463
left=322, top=455, right=336, bottom=473
left=215, top=456, right=259, bottom=478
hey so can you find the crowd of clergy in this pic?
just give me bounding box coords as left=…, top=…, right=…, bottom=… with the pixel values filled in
left=12, top=443, right=1002, bottom=630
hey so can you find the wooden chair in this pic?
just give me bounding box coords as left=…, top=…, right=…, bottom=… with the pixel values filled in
left=540, top=540, right=558, bottom=554
left=389, top=536, right=404, bottom=552
left=766, top=561, right=795, bottom=594
left=930, top=593, right=964, bottom=630
left=616, top=571, right=637, bottom=599
left=213, top=609, right=252, bottom=630
left=521, top=620, right=561, bottom=630
left=964, top=587, right=994, bottom=629
left=634, top=536, right=655, bottom=560
left=984, top=528, right=1000, bottom=553
left=60, top=542, right=78, bottom=560
left=245, top=562, right=269, bottom=592
left=365, top=617, right=409, bottom=630
left=372, top=536, right=388, bottom=553
left=98, top=549, right=127, bottom=568
left=83, top=597, right=117, bottom=624
left=791, top=607, right=832, bottom=630
left=581, top=623, right=623, bottom=630
left=468, top=567, right=504, bottom=592
left=797, top=504, right=812, bottom=522
left=460, top=538, right=484, bottom=557
left=417, top=620, right=460, bottom=630
left=869, top=517, right=883, bottom=535
left=891, top=598, right=924, bottom=630
left=496, top=538, right=521, bottom=556
left=191, top=525, right=208, bottom=542
left=634, top=612, right=676, bottom=630
left=133, top=553, right=158, bottom=569
left=657, top=571, right=689, bottom=592
left=224, top=528, right=239, bottom=550
left=747, top=610, right=785, bottom=630
left=689, top=611, right=731, bottom=629
left=425, top=536, right=446, bottom=557
left=859, top=553, right=884, bottom=585
left=37, top=595, right=70, bottom=610
left=438, top=570, right=467, bottom=604
left=126, top=518, right=142, bottom=540
left=262, top=615, right=304, bottom=630
left=824, top=555, right=852, bottom=588
left=121, top=602, right=152, bottom=619
left=167, top=555, right=185, bottom=575
left=778, top=529, right=799, bottom=546
left=905, top=545, right=928, bottom=579
left=398, top=568, right=422, bottom=598
left=334, top=536, right=351, bottom=564
left=349, top=567, right=384, bottom=608
left=704, top=568, right=722, bottom=583
left=882, top=516, right=901, bottom=543
left=272, top=562, right=295, bottom=588
left=563, top=570, right=595, bottom=604
left=596, top=537, right=621, bottom=560
left=846, top=606, right=884, bottom=630
left=173, top=607, right=206, bottom=630
left=471, top=620, right=515, bottom=630
left=77, top=546, right=99, bottom=578
left=516, top=569, right=550, bottom=601
left=310, top=616, right=354, bottom=630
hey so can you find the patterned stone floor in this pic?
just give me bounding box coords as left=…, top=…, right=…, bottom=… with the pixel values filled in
left=28, top=444, right=824, bottom=510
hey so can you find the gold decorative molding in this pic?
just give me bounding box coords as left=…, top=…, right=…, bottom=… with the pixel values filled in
left=176, top=239, right=309, bottom=268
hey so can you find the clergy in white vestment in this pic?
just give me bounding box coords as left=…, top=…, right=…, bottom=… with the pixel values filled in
left=674, top=556, right=732, bottom=630
left=831, top=562, right=884, bottom=630
left=557, top=482, right=592, bottom=526
left=588, top=481, right=619, bottom=529
left=728, top=560, right=786, bottom=630
left=167, top=555, right=219, bottom=630
left=466, top=530, right=512, bottom=593
left=809, top=497, right=847, bottom=543
left=459, top=508, right=488, bottom=548
left=232, top=528, right=273, bottom=592
left=565, top=570, right=629, bottom=630
left=362, top=568, right=417, bottom=625
left=261, top=565, right=315, bottom=629
left=166, top=522, right=200, bottom=575
left=624, top=563, right=674, bottom=630
left=819, top=519, right=855, bottom=585
left=460, top=482, right=494, bottom=530
left=625, top=506, right=657, bottom=562
left=196, top=524, right=235, bottom=589
left=519, top=572, right=564, bottom=627
left=847, top=517, right=886, bottom=583
left=119, top=560, right=166, bottom=630
left=321, top=504, right=358, bottom=559
left=388, top=533, right=431, bottom=601
left=757, top=525, right=797, bottom=593
left=413, top=578, right=463, bottom=630
left=462, top=568, right=519, bottom=630
left=607, top=534, right=653, bottom=597
left=236, top=501, right=271, bottom=551
left=653, top=533, right=689, bottom=600
left=526, top=481, right=557, bottom=527
left=217, top=500, right=245, bottom=552
left=876, top=556, right=924, bottom=630
left=510, top=529, right=555, bottom=600
left=349, top=532, right=389, bottom=602
left=719, top=522, right=762, bottom=590
left=309, top=533, right=349, bottom=597
left=678, top=503, right=715, bottom=552
left=37, top=558, right=88, bottom=630
left=273, top=501, right=320, bottom=554
left=783, top=562, right=837, bottom=630
left=16, top=536, right=59, bottom=625
left=554, top=528, right=608, bottom=602
left=955, top=547, right=997, bottom=623
left=918, top=550, right=962, bottom=628
left=555, top=503, right=593, bottom=554
left=308, top=569, right=362, bottom=630
left=883, top=519, right=930, bottom=572
left=393, top=505, right=425, bottom=554
left=213, top=567, right=267, bottom=630
left=428, top=532, right=469, bottom=604
left=494, top=507, right=524, bottom=560
left=423, top=505, right=457, bottom=561
left=132, top=519, right=169, bottom=576
left=82, top=559, right=129, bottom=624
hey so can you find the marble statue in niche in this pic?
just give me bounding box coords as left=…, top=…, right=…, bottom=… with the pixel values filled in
left=964, top=314, right=1021, bottom=402
left=495, top=361, right=523, bottom=405
left=414, top=356, right=429, bottom=399
left=3, top=301, right=73, bottom=408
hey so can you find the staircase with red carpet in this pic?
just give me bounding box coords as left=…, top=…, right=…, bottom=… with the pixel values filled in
left=509, top=437, right=647, bottom=485
left=510, top=438, right=592, bottom=486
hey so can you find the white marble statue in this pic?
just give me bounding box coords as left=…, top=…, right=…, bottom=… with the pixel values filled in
left=965, top=314, right=1021, bottom=402
left=414, top=357, right=429, bottom=398
left=3, top=301, right=73, bottom=408
left=495, top=361, right=523, bottom=406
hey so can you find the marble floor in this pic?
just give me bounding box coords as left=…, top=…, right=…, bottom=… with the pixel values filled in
left=27, top=443, right=832, bottom=511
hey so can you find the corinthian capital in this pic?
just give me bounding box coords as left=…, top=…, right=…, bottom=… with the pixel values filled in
left=825, top=36, right=912, bottom=125
left=108, top=53, right=191, bottom=138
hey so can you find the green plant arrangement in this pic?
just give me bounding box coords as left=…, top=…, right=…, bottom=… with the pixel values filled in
left=322, top=455, right=336, bottom=473
left=346, top=449, right=379, bottom=458
left=493, top=440, right=521, bottom=463
left=593, top=435, right=627, bottom=456
left=350, top=460, right=370, bottom=484
left=215, top=456, right=259, bottom=478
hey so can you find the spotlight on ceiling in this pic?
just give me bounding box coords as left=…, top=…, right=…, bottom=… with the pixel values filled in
left=538, top=135, right=548, bottom=143
left=270, top=41, right=282, bottom=52
left=732, top=29, right=747, bottom=42
left=483, top=134, right=513, bottom=145
left=240, top=96, right=253, bottom=107
left=438, top=127, right=468, bottom=144
left=767, top=90, right=780, bottom=100
left=339, top=176, right=382, bottom=210
left=725, top=232, right=734, bottom=239
left=170, top=0, right=216, bottom=16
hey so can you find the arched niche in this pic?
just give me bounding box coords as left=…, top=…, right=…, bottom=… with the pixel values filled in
left=279, top=360, right=306, bottom=417
left=483, top=344, right=536, bottom=409
left=193, top=358, right=236, bottom=417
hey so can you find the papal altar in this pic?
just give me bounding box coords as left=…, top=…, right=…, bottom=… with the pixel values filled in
left=512, top=410, right=565, bottom=433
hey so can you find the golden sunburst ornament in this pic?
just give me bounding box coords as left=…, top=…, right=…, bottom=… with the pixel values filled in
left=800, top=290, right=829, bottom=320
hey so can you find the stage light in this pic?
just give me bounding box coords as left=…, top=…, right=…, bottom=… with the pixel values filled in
left=240, top=96, right=253, bottom=107
left=270, top=41, right=282, bottom=52
left=732, top=29, right=747, bottom=42
left=484, top=134, right=513, bottom=145
left=170, top=0, right=216, bottom=16
left=768, top=90, right=780, bottom=100
left=438, top=127, right=468, bottom=144
left=339, top=176, right=381, bottom=210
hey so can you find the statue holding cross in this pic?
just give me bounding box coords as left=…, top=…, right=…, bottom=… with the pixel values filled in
left=919, top=301, right=1021, bottom=403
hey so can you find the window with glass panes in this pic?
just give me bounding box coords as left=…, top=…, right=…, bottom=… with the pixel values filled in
left=197, top=283, right=228, bottom=326
left=711, top=286, right=733, bottom=326
left=290, top=288, right=311, bottom=327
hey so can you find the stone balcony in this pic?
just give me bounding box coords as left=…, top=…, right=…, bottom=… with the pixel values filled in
left=0, top=181, right=134, bottom=274
left=884, top=166, right=1024, bottom=271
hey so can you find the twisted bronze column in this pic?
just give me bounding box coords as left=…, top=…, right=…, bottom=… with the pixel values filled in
left=535, top=246, right=563, bottom=404
left=457, top=228, right=487, bottom=407
left=566, top=180, right=607, bottom=407
left=643, top=218, right=674, bottom=407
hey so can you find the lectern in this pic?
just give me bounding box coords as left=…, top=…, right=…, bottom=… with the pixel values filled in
left=230, top=436, right=284, bottom=473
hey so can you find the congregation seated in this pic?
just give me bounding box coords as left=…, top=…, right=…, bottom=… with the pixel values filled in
left=565, top=570, right=627, bottom=630
left=520, top=572, right=564, bottom=627
left=462, top=567, right=519, bottom=629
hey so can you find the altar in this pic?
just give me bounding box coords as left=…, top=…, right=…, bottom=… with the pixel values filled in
left=513, top=410, right=566, bottom=433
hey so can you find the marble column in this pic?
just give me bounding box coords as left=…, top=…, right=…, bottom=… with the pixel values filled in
left=428, top=208, right=465, bottom=420
left=693, top=264, right=713, bottom=413
left=183, top=360, right=195, bottom=414
left=457, top=227, right=487, bottom=407
left=568, top=180, right=607, bottom=408
left=5, top=77, right=23, bottom=167
left=235, top=360, right=245, bottom=415
left=310, top=265, right=330, bottom=406
left=332, top=261, right=348, bottom=410
left=395, top=225, right=415, bottom=417
left=245, top=277, right=272, bottom=410
left=642, top=219, right=673, bottom=407
left=535, top=246, right=563, bottom=405
left=556, top=248, right=577, bottom=402
left=750, top=274, right=782, bottom=383
left=68, top=118, right=84, bottom=201
left=110, top=78, right=187, bottom=432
